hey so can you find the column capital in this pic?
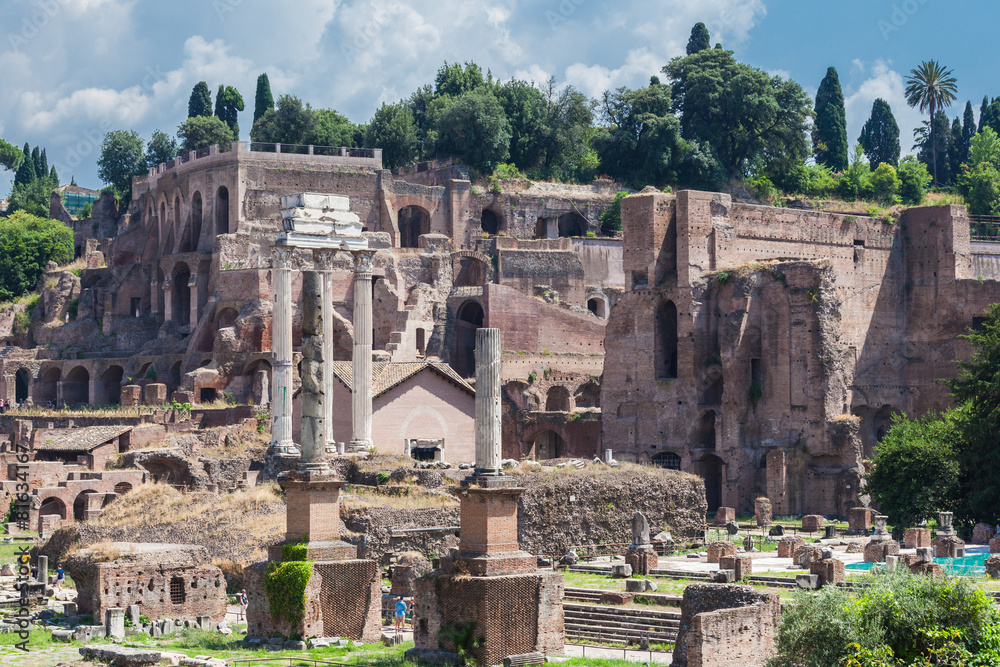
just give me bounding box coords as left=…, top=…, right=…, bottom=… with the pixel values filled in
left=162, top=277, right=171, bottom=289
left=271, top=246, right=296, bottom=270
left=352, top=249, right=377, bottom=275
left=313, top=248, right=337, bottom=272
left=187, top=273, right=198, bottom=287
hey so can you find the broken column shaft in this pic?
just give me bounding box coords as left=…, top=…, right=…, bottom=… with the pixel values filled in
left=474, top=327, right=502, bottom=476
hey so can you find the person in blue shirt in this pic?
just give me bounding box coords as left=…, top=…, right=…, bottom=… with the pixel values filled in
left=55, top=564, right=65, bottom=592
left=394, top=597, right=407, bottom=630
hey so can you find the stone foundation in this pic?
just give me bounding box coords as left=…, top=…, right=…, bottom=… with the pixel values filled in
left=904, top=528, right=931, bottom=549
left=801, top=515, right=825, bottom=532
left=713, top=508, right=735, bottom=526
left=706, top=541, right=737, bottom=564
left=718, top=555, right=752, bottom=581
left=810, top=559, right=845, bottom=586
left=847, top=507, right=872, bottom=533
left=990, top=537, right=1000, bottom=554
left=625, top=547, right=658, bottom=575
left=972, top=523, right=994, bottom=545
left=863, top=540, right=900, bottom=563
left=792, top=545, right=824, bottom=568
left=777, top=536, right=804, bottom=558
left=754, top=498, right=772, bottom=527
left=671, top=584, right=780, bottom=667
left=932, top=535, right=965, bottom=558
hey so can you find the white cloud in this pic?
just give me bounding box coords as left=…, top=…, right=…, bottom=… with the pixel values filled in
left=844, top=59, right=926, bottom=156
left=565, top=48, right=663, bottom=99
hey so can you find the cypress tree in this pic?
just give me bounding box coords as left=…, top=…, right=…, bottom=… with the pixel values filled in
left=686, top=23, right=711, bottom=55
left=980, top=96, right=990, bottom=133
left=30, top=146, right=41, bottom=179
left=813, top=67, right=849, bottom=172
left=188, top=82, right=213, bottom=118
left=214, top=85, right=245, bottom=140
left=253, top=73, right=274, bottom=124
left=858, top=98, right=900, bottom=169
left=950, top=117, right=964, bottom=183
left=14, top=144, right=35, bottom=186
left=963, top=101, right=977, bottom=155
left=50, top=165, right=58, bottom=184
left=38, top=148, right=48, bottom=180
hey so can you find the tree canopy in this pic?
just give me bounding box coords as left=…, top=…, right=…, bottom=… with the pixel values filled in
left=858, top=98, right=900, bottom=169
left=253, top=73, right=274, bottom=124
left=905, top=60, right=957, bottom=185
left=97, top=130, right=144, bottom=199
left=813, top=67, right=849, bottom=171
left=0, top=211, right=74, bottom=302
left=143, top=130, right=178, bottom=171
left=686, top=22, right=710, bottom=55
left=365, top=102, right=418, bottom=169
left=434, top=88, right=512, bottom=173
left=214, top=84, right=245, bottom=139
left=188, top=81, right=213, bottom=118
left=177, top=116, right=234, bottom=152
left=0, top=138, right=22, bottom=172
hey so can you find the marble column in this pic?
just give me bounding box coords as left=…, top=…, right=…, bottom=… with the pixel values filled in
left=187, top=272, right=199, bottom=327
left=314, top=249, right=337, bottom=454
left=162, top=278, right=172, bottom=322
left=350, top=250, right=376, bottom=451
left=474, top=328, right=502, bottom=476
left=298, top=270, right=328, bottom=472
left=270, top=247, right=298, bottom=455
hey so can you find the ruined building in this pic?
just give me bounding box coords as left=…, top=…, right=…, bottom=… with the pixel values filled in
left=603, top=190, right=1000, bottom=515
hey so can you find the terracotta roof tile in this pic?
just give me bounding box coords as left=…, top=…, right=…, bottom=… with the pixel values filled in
left=33, top=425, right=132, bottom=452
left=329, top=361, right=474, bottom=398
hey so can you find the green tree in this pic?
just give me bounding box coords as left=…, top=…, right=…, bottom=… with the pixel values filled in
left=214, top=85, right=245, bottom=139
left=177, top=116, right=234, bottom=152
left=663, top=47, right=811, bottom=180
left=897, top=155, right=931, bottom=205
left=305, top=108, right=358, bottom=148
left=14, top=143, right=35, bottom=186
left=905, top=60, right=958, bottom=185
left=251, top=95, right=314, bottom=145
left=599, top=191, right=629, bottom=235
left=143, top=130, right=178, bottom=171
left=813, top=67, right=849, bottom=171
left=950, top=116, right=965, bottom=181
left=969, top=127, right=1000, bottom=168
left=864, top=412, right=960, bottom=528
left=914, top=110, right=953, bottom=186
left=434, top=61, right=486, bottom=98
left=97, top=130, right=144, bottom=200
left=980, top=95, right=990, bottom=132
left=0, top=211, right=74, bottom=301
left=981, top=98, right=1000, bottom=137
left=870, top=162, right=901, bottom=204
left=365, top=102, right=418, bottom=169
left=36, top=148, right=47, bottom=180
left=0, top=138, right=22, bottom=172
left=962, top=100, right=977, bottom=161
left=858, top=98, right=900, bottom=169
left=49, top=165, right=58, bottom=184
left=686, top=22, right=711, bottom=55
left=962, top=162, right=1000, bottom=215
left=837, top=145, right=873, bottom=200
left=188, top=81, right=213, bottom=118
left=253, top=73, right=274, bottom=124
left=434, top=88, right=511, bottom=173
left=30, top=146, right=41, bottom=179
left=494, top=78, right=550, bottom=174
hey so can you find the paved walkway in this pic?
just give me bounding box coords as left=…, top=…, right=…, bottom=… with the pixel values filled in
left=561, top=643, right=674, bottom=664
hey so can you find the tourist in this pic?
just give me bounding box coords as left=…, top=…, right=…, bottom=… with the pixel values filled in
left=238, top=589, right=248, bottom=621
left=55, top=563, right=64, bottom=592
left=394, top=597, right=406, bottom=631
left=407, top=598, right=414, bottom=629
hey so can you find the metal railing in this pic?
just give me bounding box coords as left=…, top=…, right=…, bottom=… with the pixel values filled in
left=971, top=215, right=1000, bottom=243
left=246, top=143, right=378, bottom=159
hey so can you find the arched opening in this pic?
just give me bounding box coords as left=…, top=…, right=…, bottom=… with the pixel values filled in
left=169, top=361, right=182, bottom=394
left=453, top=300, right=484, bottom=378
left=692, top=411, right=717, bottom=449
left=38, top=497, right=66, bottom=530
left=14, top=368, right=30, bottom=403
left=216, top=186, right=229, bottom=235
left=416, top=329, right=426, bottom=358
left=159, top=202, right=166, bottom=229
left=535, top=217, right=550, bottom=239
left=171, top=263, right=191, bottom=326
left=397, top=205, right=430, bottom=248
left=587, top=297, right=607, bottom=319
left=141, top=456, right=191, bottom=486
left=454, top=257, right=486, bottom=288
left=694, top=455, right=724, bottom=511
left=37, top=367, right=60, bottom=405
left=64, top=366, right=90, bottom=405
left=114, top=482, right=132, bottom=495
left=545, top=386, right=571, bottom=412
left=100, top=366, right=124, bottom=405
left=481, top=209, right=500, bottom=236
left=574, top=382, right=600, bottom=409
left=215, top=307, right=239, bottom=330
left=655, top=301, right=678, bottom=379
left=188, top=192, right=203, bottom=253
left=557, top=212, right=586, bottom=238
left=653, top=451, right=682, bottom=470
left=73, top=490, right=98, bottom=521
left=533, top=430, right=564, bottom=460
left=174, top=196, right=181, bottom=246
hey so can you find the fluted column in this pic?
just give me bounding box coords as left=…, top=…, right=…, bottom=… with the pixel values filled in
left=298, top=270, right=328, bottom=471
left=474, top=328, right=502, bottom=476
left=350, top=249, right=376, bottom=451
left=270, top=247, right=298, bottom=455
left=314, top=249, right=337, bottom=454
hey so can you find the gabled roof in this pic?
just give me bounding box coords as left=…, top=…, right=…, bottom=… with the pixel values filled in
left=33, top=425, right=132, bottom=452
left=329, top=361, right=475, bottom=398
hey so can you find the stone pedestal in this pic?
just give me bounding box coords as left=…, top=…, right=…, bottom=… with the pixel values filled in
left=972, top=523, right=994, bottom=545
left=718, top=554, right=752, bottom=581
left=143, top=383, right=167, bottom=406
left=864, top=540, right=900, bottom=563
left=625, top=546, right=658, bottom=575
left=37, top=555, right=48, bottom=583
left=932, top=535, right=965, bottom=558
left=848, top=507, right=872, bottom=533
left=713, top=507, right=736, bottom=526
left=106, top=608, right=125, bottom=640
left=706, top=541, right=737, bottom=564
left=989, top=536, right=1000, bottom=553
left=904, top=528, right=931, bottom=549
left=777, top=536, right=805, bottom=558
left=810, top=558, right=845, bottom=586
left=935, top=511, right=956, bottom=538
left=754, top=498, right=772, bottom=527
left=801, top=515, right=825, bottom=532
left=121, top=385, right=141, bottom=408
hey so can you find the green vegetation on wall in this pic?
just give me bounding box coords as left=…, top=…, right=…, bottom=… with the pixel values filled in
left=264, top=541, right=313, bottom=627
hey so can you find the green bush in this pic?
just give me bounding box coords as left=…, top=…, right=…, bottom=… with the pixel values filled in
left=962, top=162, right=1000, bottom=215
left=749, top=174, right=778, bottom=204
left=600, top=191, right=629, bottom=235
left=0, top=211, right=74, bottom=302
left=838, top=145, right=873, bottom=201
left=769, top=569, right=999, bottom=667
left=898, top=156, right=931, bottom=206
left=870, top=163, right=900, bottom=205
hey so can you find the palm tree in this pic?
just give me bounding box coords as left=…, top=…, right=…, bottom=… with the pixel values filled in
left=905, top=60, right=958, bottom=186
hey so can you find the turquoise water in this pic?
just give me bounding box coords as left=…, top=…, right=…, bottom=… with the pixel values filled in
left=845, top=552, right=987, bottom=576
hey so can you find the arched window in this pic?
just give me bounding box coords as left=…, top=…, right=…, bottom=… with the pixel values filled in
left=216, top=186, right=229, bottom=235
left=481, top=209, right=500, bottom=235
left=655, top=301, right=678, bottom=379
left=652, top=452, right=681, bottom=470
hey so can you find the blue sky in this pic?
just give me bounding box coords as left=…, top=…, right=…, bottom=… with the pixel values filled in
left=0, top=0, right=994, bottom=194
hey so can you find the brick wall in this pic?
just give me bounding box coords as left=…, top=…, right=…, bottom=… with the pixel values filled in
left=672, top=584, right=779, bottom=667
left=90, top=563, right=226, bottom=623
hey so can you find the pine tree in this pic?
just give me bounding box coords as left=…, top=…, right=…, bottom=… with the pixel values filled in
left=14, top=144, right=35, bottom=186
left=686, top=22, right=711, bottom=55
left=30, top=146, right=41, bottom=179
left=50, top=165, right=58, bottom=184
left=813, top=67, right=849, bottom=172
left=858, top=98, right=900, bottom=169
left=253, top=73, right=274, bottom=124
left=188, top=82, right=213, bottom=118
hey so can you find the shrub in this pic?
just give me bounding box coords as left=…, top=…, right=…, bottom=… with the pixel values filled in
left=870, top=163, right=900, bottom=204
left=962, top=162, right=1000, bottom=215
left=838, top=145, right=873, bottom=201
left=898, top=156, right=931, bottom=206
left=749, top=174, right=778, bottom=204
left=493, top=163, right=523, bottom=180
left=600, top=191, right=629, bottom=235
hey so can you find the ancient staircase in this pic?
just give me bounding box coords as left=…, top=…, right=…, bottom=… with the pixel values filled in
left=562, top=601, right=680, bottom=645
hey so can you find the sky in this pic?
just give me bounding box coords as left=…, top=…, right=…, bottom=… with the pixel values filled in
left=0, top=0, right=995, bottom=194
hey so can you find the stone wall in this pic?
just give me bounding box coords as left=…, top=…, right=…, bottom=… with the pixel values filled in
left=672, top=584, right=780, bottom=667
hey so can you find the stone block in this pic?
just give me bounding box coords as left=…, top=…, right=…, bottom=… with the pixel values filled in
left=991, top=537, right=1000, bottom=553
left=792, top=545, right=824, bottom=568
left=144, top=383, right=167, bottom=406
left=910, top=562, right=944, bottom=577
left=885, top=555, right=899, bottom=572
left=712, top=569, right=736, bottom=584
left=625, top=579, right=652, bottom=593
left=777, top=536, right=805, bottom=558
left=933, top=535, right=965, bottom=558
left=755, top=497, right=772, bottom=527
left=986, top=555, right=1000, bottom=579
left=713, top=507, right=736, bottom=525
left=611, top=563, right=632, bottom=578
left=801, top=515, right=825, bottom=532
left=706, top=540, right=737, bottom=564
left=106, top=608, right=125, bottom=640
left=127, top=604, right=141, bottom=625
left=121, top=385, right=142, bottom=408
left=63, top=602, right=77, bottom=616
left=904, top=528, right=931, bottom=549
left=718, top=554, right=752, bottom=581
left=864, top=540, right=900, bottom=563
left=848, top=507, right=872, bottom=533
left=810, top=559, right=845, bottom=586
left=972, top=523, right=995, bottom=545
left=795, top=574, right=821, bottom=590
left=599, top=591, right=635, bottom=605
left=915, top=547, right=935, bottom=563
left=625, top=547, right=658, bottom=575
left=769, top=524, right=785, bottom=537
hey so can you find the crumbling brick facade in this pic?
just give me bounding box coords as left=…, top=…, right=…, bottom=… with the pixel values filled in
left=672, top=584, right=780, bottom=667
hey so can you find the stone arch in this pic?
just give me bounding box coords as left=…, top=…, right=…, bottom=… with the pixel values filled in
left=586, top=295, right=608, bottom=319
left=574, top=381, right=600, bottom=409
left=451, top=251, right=494, bottom=287
left=14, top=368, right=30, bottom=403
left=694, top=454, right=724, bottom=511
left=503, top=380, right=530, bottom=411
left=399, top=405, right=451, bottom=443
left=453, top=300, right=484, bottom=378
left=136, top=455, right=191, bottom=486
left=480, top=208, right=502, bottom=236
left=545, top=386, right=571, bottom=412
left=216, top=186, right=230, bottom=235
left=187, top=191, right=203, bottom=253
left=397, top=205, right=431, bottom=248
left=99, top=365, right=124, bottom=405
left=171, top=262, right=191, bottom=326
left=64, top=366, right=90, bottom=405
left=531, top=429, right=565, bottom=460
left=215, top=307, right=239, bottom=330
left=557, top=212, right=587, bottom=237
left=37, top=367, right=60, bottom=405
left=38, top=496, right=66, bottom=530
left=692, top=410, right=717, bottom=449
left=655, top=300, right=678, bottom=379
left=169, top=361, right=182, bottom=394
left=73, top=490, right=99, bottom=521
left=535, top=217, right=549, bottom=239
left=114, top=482, right=132, bottom=495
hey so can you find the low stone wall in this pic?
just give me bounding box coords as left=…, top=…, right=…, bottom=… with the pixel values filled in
left=671, top=584, right=780, bottom=667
